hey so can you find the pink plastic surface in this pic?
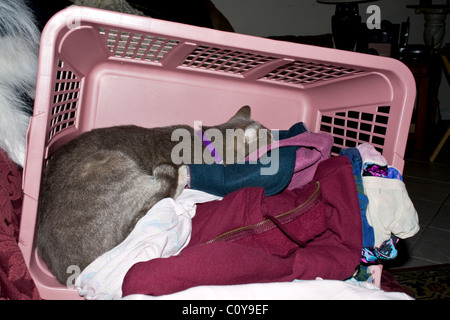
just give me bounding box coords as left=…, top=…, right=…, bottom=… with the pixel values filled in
left=19, top=6, right=416, bottom=299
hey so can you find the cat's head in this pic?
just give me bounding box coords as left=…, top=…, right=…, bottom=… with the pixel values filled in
left=202, top=106, right=272, bottom=165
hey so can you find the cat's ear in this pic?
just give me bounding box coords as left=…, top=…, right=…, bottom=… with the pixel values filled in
left=229, top=105, right=251, bottom=121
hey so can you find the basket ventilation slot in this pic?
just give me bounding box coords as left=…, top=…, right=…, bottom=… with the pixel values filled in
left=48, top=59, right=80, bottom=142
left=320, top=106, right=390, bottom=156
left=262, top=60, right=364, bottom=85
left=99, top=27, right=179, bottom=62
left=182, top=45, right=278, bottom=75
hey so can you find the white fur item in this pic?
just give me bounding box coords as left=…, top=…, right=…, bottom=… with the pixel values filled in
left=0, top=0, right=40, bottom=167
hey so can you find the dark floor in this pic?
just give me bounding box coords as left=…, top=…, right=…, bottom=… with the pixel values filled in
left=385, top=120, right=450, bottom=269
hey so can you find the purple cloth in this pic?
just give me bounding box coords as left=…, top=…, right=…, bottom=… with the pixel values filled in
left=246, top=131, right=333, bottom=189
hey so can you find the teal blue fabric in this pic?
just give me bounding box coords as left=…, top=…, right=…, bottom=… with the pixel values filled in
left=188, top=122, right=308, bottom=196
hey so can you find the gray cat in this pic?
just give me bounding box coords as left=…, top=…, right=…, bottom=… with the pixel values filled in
left=37, top=105, right=270, bottom=284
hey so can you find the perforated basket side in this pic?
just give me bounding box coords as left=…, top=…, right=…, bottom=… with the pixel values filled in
left=99, top=26, right=180, bottom=62
left=320, top=105, right=391, bottom=155
left=48, top=59, right=80, bottom=143
left=181, top=45, right=279, bottom=74
left=95, top=23, right=367, bottom=87
left=261, top=60, right=364, bottom=86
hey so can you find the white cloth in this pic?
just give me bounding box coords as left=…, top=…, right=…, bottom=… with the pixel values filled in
left=75, top=189, right=222, bottom=300
left=123, top=278, right=413, bottom=300
left=357, top=142, right=388, bottom=168
left=363, top=176, right=420, bottom=247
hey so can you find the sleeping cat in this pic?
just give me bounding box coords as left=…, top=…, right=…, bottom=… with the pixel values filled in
left=37, top=105, right=271, bottom=284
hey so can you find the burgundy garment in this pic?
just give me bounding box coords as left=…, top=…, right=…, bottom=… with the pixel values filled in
left=122, top=156, right=362, bottom=297
left=188, top=182, right=325, bottom=250
left=0, top=149, right=40, bottom=300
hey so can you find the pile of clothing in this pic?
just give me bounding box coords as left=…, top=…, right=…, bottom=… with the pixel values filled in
left=341, top=145, right=419, bottom=264
left=75, top=122, right=419, bottom=299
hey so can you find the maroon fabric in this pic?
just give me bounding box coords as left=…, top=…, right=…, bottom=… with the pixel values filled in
left=380, top=271, right=413, bottom=296
left=122, top=156, right=363, bottom=297
left=0, top=149, right=39, bottom=300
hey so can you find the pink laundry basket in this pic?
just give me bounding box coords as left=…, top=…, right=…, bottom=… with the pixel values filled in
left=19, top=6, right=416, bottom=299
